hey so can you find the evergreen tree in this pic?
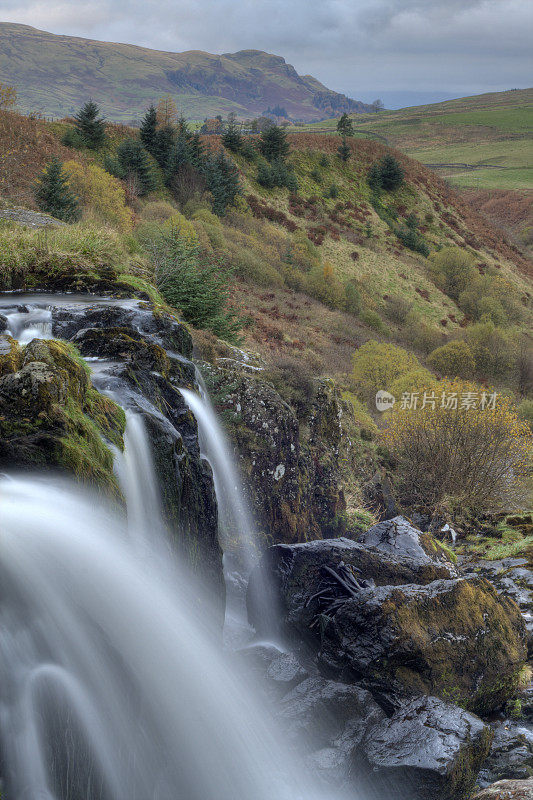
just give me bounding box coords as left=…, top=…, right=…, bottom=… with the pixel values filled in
left=203, top=151, right=241, bottom=215
left=187, top=132, right=204, bottom=167
left=258, top=124, right=289, bottom=162
left=113, top=139, right=157, bottom=195
left=152, top=124, right=176, bottom=173
left=379, top=154, right=404, bottom=191
left=139, top=105, right=158, bottom=155
left=73, top=100, right=106, bottom=149
left=34, top=158, right=81, bottom=222
left=336, top=113, right=354, bottom=137
left=337, top=136, right=351, bottom=162
left=367, top=162, right=383, bottom=190
left=222, top=115, right=242, bottom=152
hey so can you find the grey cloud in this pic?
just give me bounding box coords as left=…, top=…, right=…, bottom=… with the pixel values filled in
left=1, top=0, right=531, bottom=104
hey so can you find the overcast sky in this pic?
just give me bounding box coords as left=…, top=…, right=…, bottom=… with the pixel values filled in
left=1, top=0, right=532, bottom=107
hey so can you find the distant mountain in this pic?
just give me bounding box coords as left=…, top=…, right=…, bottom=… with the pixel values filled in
left=0, top=23, right=372, bottom=122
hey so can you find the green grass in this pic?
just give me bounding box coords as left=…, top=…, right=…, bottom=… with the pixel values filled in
left=458, top=523, right=533, bottom=562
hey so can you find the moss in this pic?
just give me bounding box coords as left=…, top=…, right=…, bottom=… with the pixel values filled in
left=0, top=336, right=22, bottom=376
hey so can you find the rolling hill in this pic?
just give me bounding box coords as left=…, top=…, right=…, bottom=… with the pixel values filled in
left=0, top=22, right=371, bottom=123
left=295, top=89, right=533, bottom=192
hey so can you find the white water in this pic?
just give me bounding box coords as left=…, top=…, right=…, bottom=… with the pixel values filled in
left=0, top=475, right=339, bottom=800
left=180, top=387, right=276, bottom=642
left=3, top=306, right=53, bottom=344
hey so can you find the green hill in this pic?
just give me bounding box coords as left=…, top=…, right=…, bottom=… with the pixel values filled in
left=0, top=22, right=371, bottom=123
left=294, top=89, right=533, bottom=191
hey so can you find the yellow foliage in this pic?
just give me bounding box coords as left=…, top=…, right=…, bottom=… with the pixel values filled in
left=352, top=340, right=420, bottom=403
left=0, top=84, right=16, bottom=109
left=165, top=213, right=199, bottom=246
left=383, top=378, right=533, bottom=515
left=64, top=160, right=133, bottom=233
left=427, top=340, right=476, bottom=379
left=156, top=95, right=178, bottom=126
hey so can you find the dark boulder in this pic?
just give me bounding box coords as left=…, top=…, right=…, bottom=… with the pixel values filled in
left=318, top=575, right=526, bottom=714
left=362, top=695, right=492, bottom=800
left=276, top=676, right=385, bottom=789
left=478, top=722, right=533, bottom=787
left=248, top=519, right=458, bottom=638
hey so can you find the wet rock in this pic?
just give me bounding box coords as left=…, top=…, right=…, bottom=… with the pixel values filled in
left=473, top=778, right=533, bottom=798
left=203, top=365, right=372, bottom=544
left=53, top=302, right=193, bottom=359
left=478, top=722, right=533, bottom=786
left=0, top=313, right=8, bottom=333
left=318, top=575, right=527, bottom=714
left=276, top=677, right=385, bottom=788
left=358, top=515, right=458, bottom=575
left=362, top=695, right=492, bottom=800
left=248, top=524, right=457, bottom=638
left=239, top=644, right=309, bottom=699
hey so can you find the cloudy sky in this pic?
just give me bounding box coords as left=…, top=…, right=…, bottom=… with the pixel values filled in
left=1, top=0, right=532, bottom=107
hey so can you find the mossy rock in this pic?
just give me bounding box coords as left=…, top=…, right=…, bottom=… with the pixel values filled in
left=319, top=575, right=527, bottom=716
left=0, top=337, right=124, bottom=497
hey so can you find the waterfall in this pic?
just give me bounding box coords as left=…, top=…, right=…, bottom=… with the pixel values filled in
left=3, top=305, right=52, bottom=344
left=0, top=476, right=337, bottom=800
left=180, top=387, right=276, bottom=643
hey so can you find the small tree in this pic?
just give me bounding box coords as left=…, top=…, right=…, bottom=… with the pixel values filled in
left=371, top=98, right=384, bottom=113
left=427, top=340, right=476, bottom=379
left=156, top=94, right=178, bottom=126
left=337, top=136, right=351, bottom=162
left=259, top=124, right=289, bottom=162
left=34, top=158, right=81, bottom=222
left=222, top=114, right=243, bottom=152
left=111, top=139, right=157, bottom=196
left=64, top=160, right=133, bottom=231
left=73, top=100, right=106, bottom=150
left=139, top=105, right=158, bottom=155
left=379, top=154, right=404, bottom=190
left=153, top=227, right=243, bottom=343
left=0, top=84, right=16, bottom=109
left=336, top=113, right=354, bottom=136
left=203, top=150, right=241, bottom=215
left=383, top=378, right=533, bottom=516
left=352, top=340, right=420, bottom=403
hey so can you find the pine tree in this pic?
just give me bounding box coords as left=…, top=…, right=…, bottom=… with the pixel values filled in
left=336, top=113, right=354, bottom=137
left=203, top=151, right=241, bottom=215
left=73, top=100, right=106, bottom=150
left=222, top=114, right=242, bottom=153
left=114, top=139, right=157, bottom=195
left=259, top=124, right=289, bottom=162
left=34, top=158, right=81, bottom=222
left=152, top=124, right=176, bottom=172
left=367, top=162, right=383, bottom=190
left=379, top=154, right=404, bottom=191
left=140, top=105, right=158, bottom=156
left=337, top=136, right=351, bottom=162
left=187, top=132, right=204, bottom=167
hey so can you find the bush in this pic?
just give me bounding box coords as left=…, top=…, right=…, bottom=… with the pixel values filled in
left=344, top=281, right=362, bottom=315
left=151, top=228, right=243, bottom=343
left=518, top=399, right=533, bottom=432
left=360, top=308, right=388, bottom=334
left=310, top=167, right=322, bottom=183
left=427, top=340, right=476, bottom=379
left=257, top=159, right=298, bottom=191
left=324, top=183, right=339, bottom=199
left=352, top=341, right=420, bottom=403
left=427, top=247, right=476, bottom=300
left=396, top=225, right=429, bottom=257
left=383, top=295, right=413, bottom=324
left=383, top=378, right=533, bottom=515
left=405, top=313, right=444, bottom=355
left=140, top=200, right=177, bottom=223
left=389, top=368, right=437, bottom=401
left=287, top=229, right=320, bottom=271
left=63, top=160, right=133, bottom=232
left=465, top=320, right=514, bottom=380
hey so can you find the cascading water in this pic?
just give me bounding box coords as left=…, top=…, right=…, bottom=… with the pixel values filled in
left=0, top=475, right=342, bottom=800
left=0, top=295, right=362, bottom=799
left=180, top=386, right=275, bottom=642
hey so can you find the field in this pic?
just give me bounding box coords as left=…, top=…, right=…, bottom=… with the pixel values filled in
left=293, top=89, right=533, bottom=192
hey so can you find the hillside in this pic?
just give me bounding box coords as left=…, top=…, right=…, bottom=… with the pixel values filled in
left=0, top=22, right=370, bottom=122
left=295, top=89, right=533, bottom=192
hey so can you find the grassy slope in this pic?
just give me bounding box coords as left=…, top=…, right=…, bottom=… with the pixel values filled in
left=1, top=109, right=531, bottom=391
left=0, top=22, right=368, bottom=122
left=293, top=89, right=533, bottom=191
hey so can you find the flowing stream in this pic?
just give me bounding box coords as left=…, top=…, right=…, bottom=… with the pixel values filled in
left=0, top=296, right=352, bottom=800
